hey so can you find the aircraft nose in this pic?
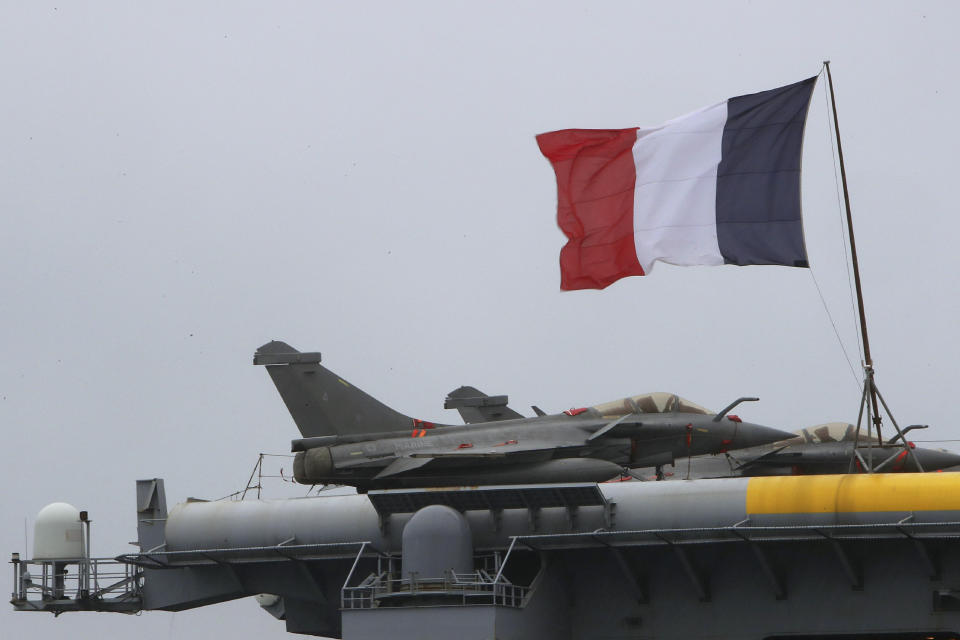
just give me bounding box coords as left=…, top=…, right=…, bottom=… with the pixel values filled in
left=910, top=447, right=960, bottom=471
left=733, top=422, right=795, bottom=449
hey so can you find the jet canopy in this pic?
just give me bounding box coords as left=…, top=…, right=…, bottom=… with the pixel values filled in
left=592, top=392, right=713, bottom=418
left=795, top=422, right=862, bottom=444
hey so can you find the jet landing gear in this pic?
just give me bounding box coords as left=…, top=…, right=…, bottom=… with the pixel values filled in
left=617, top=466, right=668, bottom=482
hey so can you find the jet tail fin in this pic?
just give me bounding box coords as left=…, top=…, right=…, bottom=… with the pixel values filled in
left=444, top=386, right=524, bottom=423
left=254, top=341, right=415, bottom=438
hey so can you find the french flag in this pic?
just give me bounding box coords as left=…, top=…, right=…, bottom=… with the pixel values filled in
left=537, top=77, right=817, bottom=290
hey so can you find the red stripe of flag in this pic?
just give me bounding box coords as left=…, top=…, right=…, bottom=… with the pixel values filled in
left=536, top=128, right=645, bottom=290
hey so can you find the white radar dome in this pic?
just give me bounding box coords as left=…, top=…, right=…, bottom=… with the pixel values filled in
left=33, top=502, right=83, bottom=560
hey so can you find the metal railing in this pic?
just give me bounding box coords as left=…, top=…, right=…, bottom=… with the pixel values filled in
left=342, top=569, right=529, bottom=610
left=11, top=555, right=142, bottom=614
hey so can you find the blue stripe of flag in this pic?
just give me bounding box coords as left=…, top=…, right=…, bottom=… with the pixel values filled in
left=716, top=76, right=818, bottom=267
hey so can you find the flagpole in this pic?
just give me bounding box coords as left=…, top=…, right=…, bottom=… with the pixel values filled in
left=823, top=64, right=873, bottom=373
left=824, top=61, right=924, bottom=471
left=822, top=60, right=883, bottom=444
left=823, top=60, right=883, bottom=444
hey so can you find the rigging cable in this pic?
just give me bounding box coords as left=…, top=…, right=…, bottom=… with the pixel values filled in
left=805, top=67, right=861, bottom=392
left=809, top=267, right=862, bottom=391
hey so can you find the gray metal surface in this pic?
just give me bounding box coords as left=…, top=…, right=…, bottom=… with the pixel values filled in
left=444, top=386, right=523, bottom=423
left=367, top=483, right=607, bottom=516
left=163, top=493, right=385, bottom=551
left=161, top=474, right=960, bottom=554
left=401, top=505, right=473, bottom=579
left=15, top=476, right=960, bottom=639
left=256, top=340, right=413, bottom=438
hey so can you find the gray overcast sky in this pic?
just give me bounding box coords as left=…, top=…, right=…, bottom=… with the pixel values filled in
left=3, top=2, right=958, bottom=638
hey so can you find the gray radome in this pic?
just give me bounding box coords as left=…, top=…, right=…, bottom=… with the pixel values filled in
left=401, top=505, right=473, bottom=580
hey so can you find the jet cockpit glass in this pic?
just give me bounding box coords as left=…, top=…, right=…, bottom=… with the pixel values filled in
left=592, top=392, right=713, bottom=418
left=797, top=422, right=857, bottom=443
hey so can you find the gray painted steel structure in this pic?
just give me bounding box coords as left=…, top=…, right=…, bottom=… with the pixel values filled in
left=12, top=476, right=960, bottom=639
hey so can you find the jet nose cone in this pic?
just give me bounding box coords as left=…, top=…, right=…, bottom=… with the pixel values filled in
left=734, top=423, right=795, bottom=449
left=912, top=447, right=960, bottom=471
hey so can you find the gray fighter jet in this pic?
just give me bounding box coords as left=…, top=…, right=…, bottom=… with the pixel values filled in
left=254, top=341, right=793, bottom=490
left=647, top=422, right=960, bottom=480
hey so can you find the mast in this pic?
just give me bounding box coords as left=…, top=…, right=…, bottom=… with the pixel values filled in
left=823, top=61, right=882, bottom=443
left=824, top=61, right=924, bottom=471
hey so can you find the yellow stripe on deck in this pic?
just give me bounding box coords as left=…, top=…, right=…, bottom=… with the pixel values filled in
left=746, top=473, right=960, bottom=515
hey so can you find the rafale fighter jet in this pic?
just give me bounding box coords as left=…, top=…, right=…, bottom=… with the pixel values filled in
left=660, top=422, right=960, bottom=479
left=255, top=341, right=793, bottom=490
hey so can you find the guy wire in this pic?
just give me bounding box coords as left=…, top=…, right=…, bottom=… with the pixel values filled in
left=809, top=267, right=862, bottom=391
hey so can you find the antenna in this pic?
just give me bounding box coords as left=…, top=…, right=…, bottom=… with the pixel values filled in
left=241, top=454, right=265, bottom=500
